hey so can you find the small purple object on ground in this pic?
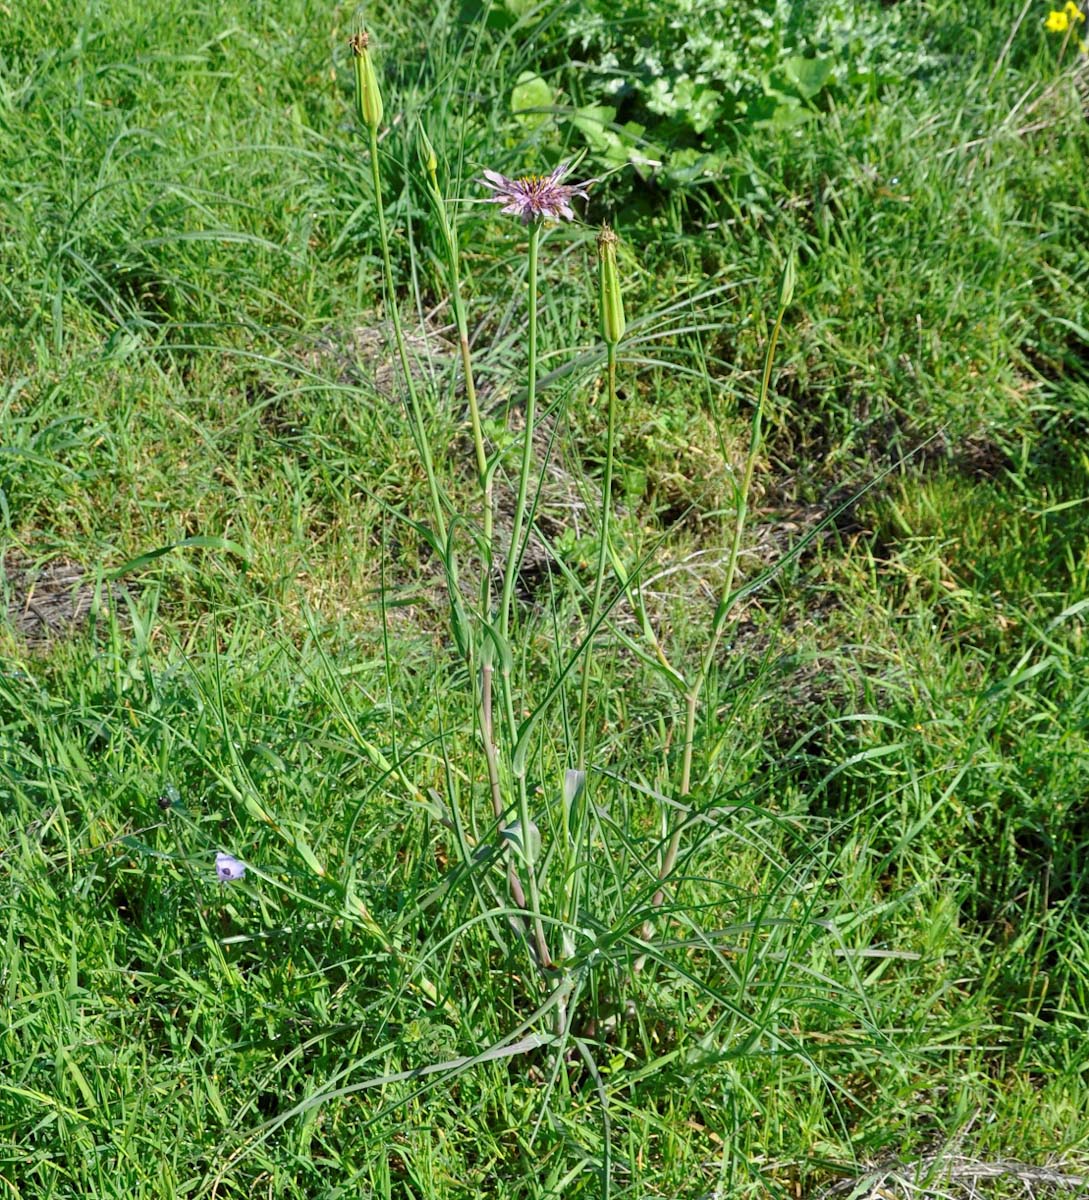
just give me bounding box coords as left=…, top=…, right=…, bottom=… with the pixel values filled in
left=215, top=852, right=246, bottom=882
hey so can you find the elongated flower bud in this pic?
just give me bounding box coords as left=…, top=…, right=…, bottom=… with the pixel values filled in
left=417, top=123, right=439, bottom=184
left=777, top=250, right=796, bottom=311
left=597, top=224, right=625, bottom=346
left=349, top=30, right=383, bottom=131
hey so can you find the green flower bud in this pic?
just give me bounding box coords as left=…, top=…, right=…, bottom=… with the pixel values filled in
left=777, top=249, right=796, bottom=311
left=417, top=123, right=438, bottom=183
left=349, top=30, right=383, bottom=132
left=597, top=224, right=625, bottom=346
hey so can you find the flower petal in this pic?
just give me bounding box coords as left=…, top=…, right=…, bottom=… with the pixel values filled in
left=215, top=851, right=246, bottom=881
left=480, top=162, right=592, bottom=222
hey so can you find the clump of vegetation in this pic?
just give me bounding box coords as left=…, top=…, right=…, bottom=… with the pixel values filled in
left=1, top=1, right=1088, bottom=1197
left=496, top=0, right=936, bottom=184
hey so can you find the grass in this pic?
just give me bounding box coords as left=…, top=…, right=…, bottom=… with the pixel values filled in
left=2, top=0, right=1089, bottom=1197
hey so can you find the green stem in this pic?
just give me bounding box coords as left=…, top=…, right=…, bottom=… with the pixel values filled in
left=493, top=655, right=550, bottom=966
left=368, top=124, right=446, bottom=545
left=647, top=691, right=696, bottom=915
left=417, top=151, right=541, bottom=972
left=421, top=164, right=502, bottom=825
left=577, top=341, right=619, bottom=770
left=494, top=219, right=550, bottom=969
left=426, top=165, right=492, bottom=604
left=695, top=292, right=787, bottom=695
left=499, top=219, right=541, bottom=645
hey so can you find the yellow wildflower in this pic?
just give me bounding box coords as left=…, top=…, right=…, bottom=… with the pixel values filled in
left=1064, top=1, right=1086, bottom=21
left=1046, top=9, right=1070, bottom=31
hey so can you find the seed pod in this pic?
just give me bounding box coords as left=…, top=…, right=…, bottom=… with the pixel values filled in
left=349, top=30, right=383, bottom=132
left=597, top=224, right=625, bottom=346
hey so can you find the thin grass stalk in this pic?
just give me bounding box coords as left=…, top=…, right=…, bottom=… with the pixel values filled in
left=492, top=217, right=551, bottom=969
left=577, top=340, right=619, bottom=770
left=472, top=653, right=505, bottom=823
left=369, top=100, right=513, bottom=948
left=419, top=132, right=492, bottom=601
left=366, top=122, right=447, bottom=545
left=348, top=31, right=458, bottom=1013
left=413, top=135, right=550, bottom=981
left=648, top=256, right=795, bottom=920
left=498, top=219, right=541, bottom=645
left=418, top=137, right=504, bottom=824
left=514, top=772, right=551, bottom=969
left=493, top=660, right=550, bottom=967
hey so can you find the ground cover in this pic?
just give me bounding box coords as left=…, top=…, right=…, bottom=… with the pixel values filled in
left=2, top=1, right=1088, bottom=1197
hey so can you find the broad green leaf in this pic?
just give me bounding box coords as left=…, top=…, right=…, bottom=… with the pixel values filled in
left=782, top=55, right=833, bottom=100
left=511, top=71, right=552, bottom=130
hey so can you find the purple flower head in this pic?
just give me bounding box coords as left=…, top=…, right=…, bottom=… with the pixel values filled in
left=215, top=851, right=246, bottom=882
left=480, top=161, right=593, bottom=224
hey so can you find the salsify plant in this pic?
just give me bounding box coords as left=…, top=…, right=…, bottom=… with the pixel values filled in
left=346, top=21, right=797, bottom=1039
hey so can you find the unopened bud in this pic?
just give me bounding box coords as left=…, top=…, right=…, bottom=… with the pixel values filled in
left=597, top=224, right=625, bottom=346
left=777, top=250, right=796, bottom=311
left=417, top=123, right=438, bottom=182
left=349, top=30, right=383, bottom=131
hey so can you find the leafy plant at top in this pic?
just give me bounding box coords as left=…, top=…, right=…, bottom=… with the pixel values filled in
left=489, top=0, right=936, bottom=189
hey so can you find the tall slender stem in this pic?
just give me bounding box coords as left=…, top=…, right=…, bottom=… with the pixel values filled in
left=425, top=167, right=500, bottom=813
left=577, top=341, right=619, bottom=769
left=499, top=220, right=541, bottom=645
left=368, top=123, right=446, bottom=545
left=647, top=263, right=793, bottom=930
left=493, top=219, right=550, bottom=968
left=425, top=163, right=493, bottom=606
left=434, top=175, right=501, bottom=806
left=677, top=287, right=787, bottom=777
